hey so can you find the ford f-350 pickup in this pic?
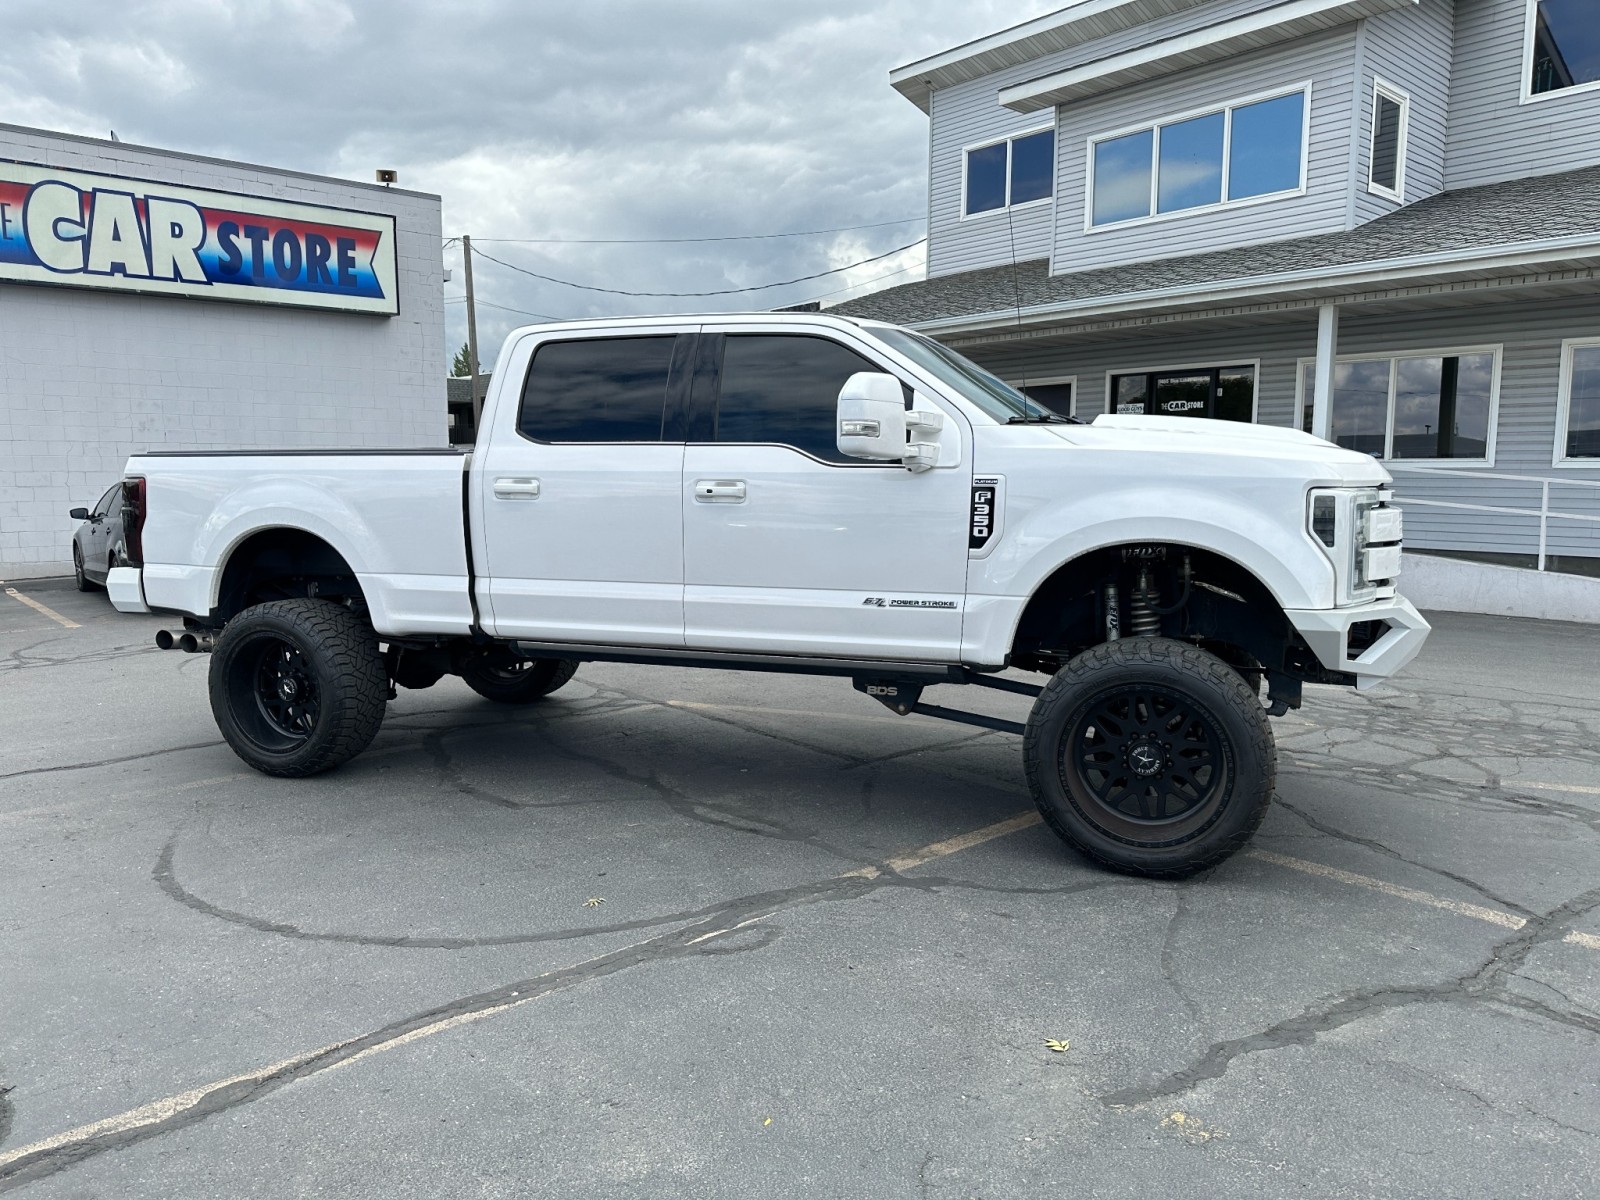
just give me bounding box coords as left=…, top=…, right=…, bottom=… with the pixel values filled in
left=108, top=312, right=1429, bottom=877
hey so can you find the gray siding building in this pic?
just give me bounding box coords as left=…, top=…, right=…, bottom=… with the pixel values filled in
left=837, top=0, right=1600, bottom=581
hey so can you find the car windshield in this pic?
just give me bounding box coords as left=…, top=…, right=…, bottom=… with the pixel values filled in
left=868, top=327, right=1061, bottom=423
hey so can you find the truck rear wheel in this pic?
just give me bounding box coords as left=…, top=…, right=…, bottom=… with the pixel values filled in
left=460, top=653, right=577, bottom=704
left=209, top=599, right=387, bottom=777
left=1023, top=637, right=1275, bottom=878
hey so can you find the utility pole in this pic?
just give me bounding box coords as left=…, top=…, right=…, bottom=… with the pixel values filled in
left=462, top=234, right=484, bottom=436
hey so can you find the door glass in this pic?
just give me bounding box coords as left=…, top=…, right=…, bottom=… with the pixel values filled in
left=1113, top=374, right=1149, bottom=413
left=93, top=485, right=121, bottom=517
left=1151, top=372, right=1211, bottom=417
left=1215, top=367, right=1255, bottom=422
left=714, top=335, right=881, bottom=463
left=518, top=335, right=677, bottom=443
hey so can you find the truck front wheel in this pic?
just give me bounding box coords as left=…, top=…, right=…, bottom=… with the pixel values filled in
left=209, top=599, right=387, bottom=777
left=1023, top=637, right=1275, bottom=878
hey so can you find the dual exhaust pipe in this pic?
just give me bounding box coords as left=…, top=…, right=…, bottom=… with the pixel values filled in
left=155, top=629, right=214, bottom=653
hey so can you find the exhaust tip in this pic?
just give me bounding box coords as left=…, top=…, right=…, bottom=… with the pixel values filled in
left=177, top=632, right=199, bottom=653
left=155, top=629, right=176, bottom=650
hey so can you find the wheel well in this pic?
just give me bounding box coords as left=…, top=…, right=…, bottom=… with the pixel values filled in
left=214, top=528, right=366, bottom=623
left=1010, top=542, right=1329, bottom=700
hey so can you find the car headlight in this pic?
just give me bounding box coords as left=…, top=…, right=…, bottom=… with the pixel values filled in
left=1308, top=487, right=1403, bottom=606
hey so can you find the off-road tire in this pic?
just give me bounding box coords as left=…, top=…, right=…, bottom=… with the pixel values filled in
left=209, top=599, right=387, bottom=777
left=73, top=544, right=94, bottom=591
left=460, top=655, right=577, bottom=704
left=1023, top=637, right=1275, bottom=878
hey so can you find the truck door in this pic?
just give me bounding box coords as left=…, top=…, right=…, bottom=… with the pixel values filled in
left=681, top=325, right=971, bottom=661
left=475, top=325, right=695, bottom=646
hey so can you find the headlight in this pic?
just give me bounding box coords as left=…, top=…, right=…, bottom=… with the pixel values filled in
left=1309, top=487, right=1403, bottom=606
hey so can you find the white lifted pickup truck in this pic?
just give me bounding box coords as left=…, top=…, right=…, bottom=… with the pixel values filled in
left=109, top=312, right=1428, bottom=877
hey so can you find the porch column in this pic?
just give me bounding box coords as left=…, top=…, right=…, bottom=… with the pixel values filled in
left=1310, top=303, right=1339, bottom=442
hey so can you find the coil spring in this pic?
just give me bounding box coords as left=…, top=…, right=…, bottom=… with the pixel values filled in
left=1129, top=566, right=1161, bottom=637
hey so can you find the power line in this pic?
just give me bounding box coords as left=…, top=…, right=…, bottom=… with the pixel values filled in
left=467, top=217, right=925, bottom=245
left=470, top=239, right=926, bottom=298
left=445, top=294, right=566, bottom=321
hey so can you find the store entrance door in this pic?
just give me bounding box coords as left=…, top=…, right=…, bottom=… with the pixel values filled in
left=1111, top=364, right=1256, bottom=422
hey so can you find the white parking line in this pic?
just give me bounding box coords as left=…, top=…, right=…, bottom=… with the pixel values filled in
left=1518, top=781, right=1600, bottom=797
left=2, top=585, right=80, bottom=629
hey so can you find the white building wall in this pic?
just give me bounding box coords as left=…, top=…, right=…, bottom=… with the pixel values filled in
left=0, top=125, right=446, bottom=578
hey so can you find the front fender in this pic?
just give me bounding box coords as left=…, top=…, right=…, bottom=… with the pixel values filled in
left=962, top=486, right=1335, bottom=667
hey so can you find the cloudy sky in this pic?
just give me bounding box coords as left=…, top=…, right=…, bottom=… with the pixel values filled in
left=0, top=0, right=1061, bottom=357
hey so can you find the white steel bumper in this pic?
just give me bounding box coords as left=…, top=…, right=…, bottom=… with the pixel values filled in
left=1285, top=596, right=1430, bottom=690
left=106, top=566, right=150, bottom=614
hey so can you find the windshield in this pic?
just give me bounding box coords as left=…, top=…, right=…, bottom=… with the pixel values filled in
left=868, top=327, right=1061, bottom=422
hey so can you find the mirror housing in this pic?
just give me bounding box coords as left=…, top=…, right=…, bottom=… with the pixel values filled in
left=836, top=372, right=907, bottom=463
left=69, top=507, right=89, bottom=520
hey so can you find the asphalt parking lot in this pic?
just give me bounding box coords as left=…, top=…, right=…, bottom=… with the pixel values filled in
left=1, top=578, right=1597, bottom=1198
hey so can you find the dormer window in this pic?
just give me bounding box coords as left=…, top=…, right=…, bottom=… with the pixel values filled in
left=1527, top=0, right=1600, bottom=99
left=963, top=128, right=1055, bottom=217
left=1087, top=85, right=1308, bottom=228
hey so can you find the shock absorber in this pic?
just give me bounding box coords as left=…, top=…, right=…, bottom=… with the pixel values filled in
left=1128, top=565, right=1161, bottom=637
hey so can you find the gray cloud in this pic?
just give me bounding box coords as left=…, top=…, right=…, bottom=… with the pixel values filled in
left=0, top=0, right=1059, bottom=354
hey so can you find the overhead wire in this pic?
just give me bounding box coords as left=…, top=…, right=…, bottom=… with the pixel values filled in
left=469, top=239, right=926, bottom=298
left=467, top=217, right=924, bottom=245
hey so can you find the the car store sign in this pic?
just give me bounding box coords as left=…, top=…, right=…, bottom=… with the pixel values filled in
left=0, top=160, right=398, bottom=315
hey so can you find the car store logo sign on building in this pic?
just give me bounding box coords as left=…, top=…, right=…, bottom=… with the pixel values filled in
left=0, top=160, right=397, bottom=315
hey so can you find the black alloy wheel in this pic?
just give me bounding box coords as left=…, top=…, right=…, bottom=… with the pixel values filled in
left=1024, top=637, right=1275, bottom=878
left=460, top=653, right=577, bottom=704
left=73, top=543, right=93, bottom=591
left=209, top=599, right=387, bottom=777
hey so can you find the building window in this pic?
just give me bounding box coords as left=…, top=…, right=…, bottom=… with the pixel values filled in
left=964, top=128, right=1055, bottom=216
left=1108, top=364, right=1256, bottom=422
left=1528, top=0, right=1600, bottom=98
left=1368, top=81, right=1408, bottom=199
left=1297, top=349, right=1500, bottom=462
left=1556, top=339, right=1600, bottom=462
left=1089, top=87, right=1307, bottom=228
left=1008, top=376, right=1076, bottom=417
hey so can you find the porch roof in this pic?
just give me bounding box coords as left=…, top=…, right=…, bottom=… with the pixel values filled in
left=830, top=165, right=1600, bottom=335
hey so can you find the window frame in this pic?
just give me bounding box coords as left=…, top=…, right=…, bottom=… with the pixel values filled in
left=1082, top=82, right=1313, bottom=233
left=1520, top=0, right=1600, bottom=106
left=1101, top=358, right=1262, bottom=423
left=960, top=124, right=1057, bottom=221
left=1004, top=373, right=1078, bottom=417
left=1293, top=344, right=1503, bottom=466
left=1554, top=336, right=1600, bottom=466
left=1366, top=79, right=1410, bottom=202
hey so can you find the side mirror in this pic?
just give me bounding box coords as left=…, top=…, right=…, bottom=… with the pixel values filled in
left=69, top=507, right=89, bottom=520
left=836, top=372, right=907, bottom=463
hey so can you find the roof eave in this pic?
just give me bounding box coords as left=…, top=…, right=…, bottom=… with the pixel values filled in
left=904, top=237, right=1600, bottom=335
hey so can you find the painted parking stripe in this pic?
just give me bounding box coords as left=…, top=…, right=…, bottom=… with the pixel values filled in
left=1, top=585, right=79, bottom=629
left=1518, top=781, right=1600, bottom=797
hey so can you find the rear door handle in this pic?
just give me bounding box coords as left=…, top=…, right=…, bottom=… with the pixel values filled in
left=693, top=479, right=746, bottom=503
left=493, top=477, right=541, bottom=499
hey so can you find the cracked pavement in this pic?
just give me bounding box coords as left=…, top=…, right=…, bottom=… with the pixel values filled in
left=1, top=579, right=1597, bottom=1197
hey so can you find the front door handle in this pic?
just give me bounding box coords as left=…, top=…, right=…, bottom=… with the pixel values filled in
left=693, top=479, right=746, bottom=503
left=493, top=477, right=541, bottom=499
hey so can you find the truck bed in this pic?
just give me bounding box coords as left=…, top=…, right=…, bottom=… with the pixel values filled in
left=127, top=448, right=475, bottom=636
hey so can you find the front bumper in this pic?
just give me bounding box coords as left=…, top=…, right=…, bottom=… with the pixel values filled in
left=106, top=566, right=150, bottom=614
left=1285, top=595, right=1430, bottom=690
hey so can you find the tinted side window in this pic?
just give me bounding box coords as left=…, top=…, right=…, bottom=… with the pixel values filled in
left=519, top=335, right=677, bottom=442
left=94, top=485, right=120, bottom=517
left=714, top=335, right=881, bottom=463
